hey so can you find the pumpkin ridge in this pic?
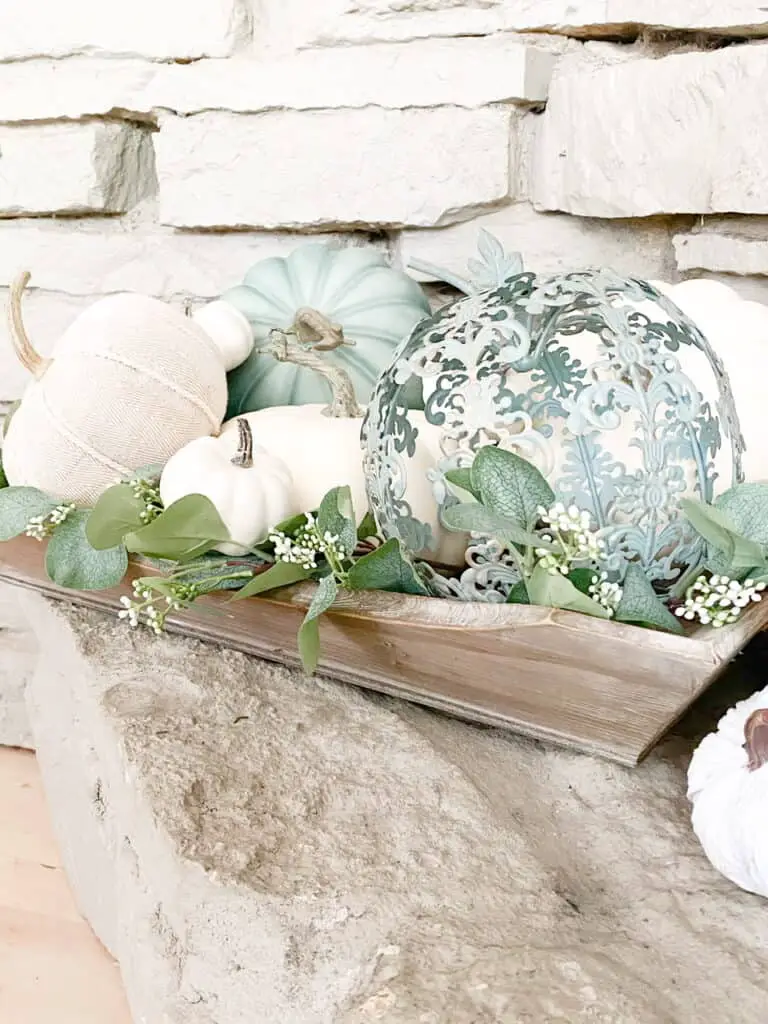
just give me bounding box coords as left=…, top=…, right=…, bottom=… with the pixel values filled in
left=88, top=350, right=222, bottom=435
left=321, top=260, right=387, bottom=312
left=233, top=282, right=295, bottom=322
left=331, top=294, right=429, bottom=321
left=36, top=387, right=133, bottom=479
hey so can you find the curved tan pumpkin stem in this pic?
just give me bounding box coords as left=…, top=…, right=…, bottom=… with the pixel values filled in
left=230, top=418, right=255, bottom=468
left=7, top=271, right=51, bottom=380
left=264, top=308, right=362, bottom=419
left=744, top=708, right=768, bottom=772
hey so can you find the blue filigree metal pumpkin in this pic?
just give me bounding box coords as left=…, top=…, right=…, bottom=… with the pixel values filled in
left=362, top=267, right=745, bottom=602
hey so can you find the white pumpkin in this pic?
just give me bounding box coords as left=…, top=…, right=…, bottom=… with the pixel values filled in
left=2, top=274, right=254, bottom=507
left=220, top=321, right=466, bottom=566
left=160, top=418, right=295, bottom=557
left=688, top=686, right=768, bottom=898
left=652, top=279, right=768, bottom=488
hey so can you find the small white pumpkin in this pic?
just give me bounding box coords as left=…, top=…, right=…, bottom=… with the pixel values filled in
left=219, top=316, right=466, bottom=566
left=688, top=687, right=768, bottom=898
left=2, top=274, right=254, bottom=507
left=160, top=418, right=295, bottom=557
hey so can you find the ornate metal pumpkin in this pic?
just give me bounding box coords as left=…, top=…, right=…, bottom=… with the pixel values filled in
left=362, top=268, right=745, bottom=601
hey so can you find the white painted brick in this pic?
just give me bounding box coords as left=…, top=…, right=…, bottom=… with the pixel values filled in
left=533, top=44, right=768, bottom=218
left=0, top=41, right=553, bottom=126
left=156, top=108, right=512, bottom=230
left=0, top=124, right=155, bottom=217
left=304, top=0, right=768, bottom=46
left=0, top=291, right=93, bottom=402
left=0, top=0, right=249, bottom=60
left=674, top=219, right=768, bottom=276
left=398, top=204, right=677, bottom=284
left=0, top=224, right=375, bottom=300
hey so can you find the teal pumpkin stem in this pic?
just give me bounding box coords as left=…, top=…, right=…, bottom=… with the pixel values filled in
left=264, top=316, right=363, bottom=420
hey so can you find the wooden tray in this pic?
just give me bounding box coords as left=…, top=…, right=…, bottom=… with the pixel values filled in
left=1, top=534, right=765, bottom=766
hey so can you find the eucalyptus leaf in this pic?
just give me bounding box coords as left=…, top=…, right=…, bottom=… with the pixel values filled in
left=357, top=510, right=379, bottom=542
left=0, top=486, right=57, bottom=541
left=470, top=446, right=554, bottom=529
left=527, top=564, right=610, bottom=619
left=124, top=494, right=229, bottom=563
left=0, top=455, right=7, bottom=490
left=444, top=468, right=480, bottom=500
left=506, top=579, right=529, bottom=604
left=615, top=564, right=683, bottom=634
left=440, top=502, right=552, bottom=550
left=317, top=485, right=357, bottom=557
left=347, top=538, right=429, bottom=595
left=86, top=484, right=146, bottom=550
left=681, top=498, right=767, bottom=572
left=298, top=573, right=338, bottom=674
left=567, top=568, right=595, bottom=596
left=714, top=483, right=768, bottom=566
left=232, top=560, right=312, bottom=600
left=45, top=511, right=128, bottom=591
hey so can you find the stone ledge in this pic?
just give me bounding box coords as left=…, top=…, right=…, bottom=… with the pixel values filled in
left=674, top=218, right=768, bottom=276
left=0, top=40, right=554, bottom=125
left=16, top=591, right=768, bottom=1023
left=533, top=43, right=768, bottom=217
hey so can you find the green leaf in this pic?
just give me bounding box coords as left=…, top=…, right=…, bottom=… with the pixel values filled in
left=271, top=511, right=310, bottom=538
left=681, top=497, right=767, bottom=571
left=567, top=568, right=595, bottom=596
left=615, top=564, right=683, bottom=634
left=470, top=446, right=554, bottom=529
left=715, top=483, right=768, bottom=544
left=317, top=485, right=357, bottom=557
left=0, top=454, right=7, bottom=490
left=124, top=494, right=230, bottom=563
left=0, top=486, right=57, bottom=541
left=444, top=467, right=480, bottom=500
left=526, top=564, right=610, bottom=619
left=297, top=573, right=338, bottom=674
left=357, top=510, right=379, bottom=542
left=86, top=484, right=146, bottom=550
left=232, top=560, right=312, bottom=600
left=45, top=511, right=128, bottom=591
left=347, top=538, right=429, bottom=595
left=506, top=579, right=529, bottom=604
left=440, top=502, right=553, bottom=550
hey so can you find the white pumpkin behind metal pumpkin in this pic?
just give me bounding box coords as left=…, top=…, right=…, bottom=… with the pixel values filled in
left=2, top=274, right=253, bottom=507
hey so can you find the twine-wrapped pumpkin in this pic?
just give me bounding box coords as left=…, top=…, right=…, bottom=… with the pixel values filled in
left=2, top=272, right=254, bottom=506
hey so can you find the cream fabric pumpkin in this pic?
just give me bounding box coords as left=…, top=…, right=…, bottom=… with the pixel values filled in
left=2, top=274, right=253, bottom=507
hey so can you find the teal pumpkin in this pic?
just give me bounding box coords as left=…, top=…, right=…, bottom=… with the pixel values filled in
left=223, top=244, right=430, bottom=416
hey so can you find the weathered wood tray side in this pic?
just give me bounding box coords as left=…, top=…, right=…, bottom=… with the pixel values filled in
left=1, top=535, right=765, bottom=765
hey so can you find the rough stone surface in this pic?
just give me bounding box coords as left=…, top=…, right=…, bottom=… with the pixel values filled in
left=0, top=223, right=369, bottom=302
left=0, top=584, right=36, bottom=749
left=398, top=203, right=680, bottom=283
left=0, top=0, right=250, bottom=60
left=18, top=592, right=768, bottom=1024
left=533, top=44, right=768, bottom=217
left=304, top=0, right=768, bottom=46
left=0, top=42, right=553, bottom=124
left=674, top=218, right=768, bottom=276
left=156, top=108, right=512, bottom=229
left=0, top=123, right=156, bottom=217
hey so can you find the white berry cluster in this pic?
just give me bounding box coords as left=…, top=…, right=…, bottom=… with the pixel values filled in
left=118, top=581, right=188, bottom=635
left=588, top=571, right=623, bottom=617
left=130, top=478, right=163, bottom=523
left=534, top=502, right=606, bottom=576
left=269, top=512, right=349, bottom=571
left=675, top=574, right=766, bottom=628
left=25, top=503, right=76, bottom=540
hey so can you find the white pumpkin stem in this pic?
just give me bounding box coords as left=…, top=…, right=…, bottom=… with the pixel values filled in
left=744, top=708, right=768, bottom=772
left=7, top=271, right=51, bottom=380
left=265, top=311, right=362, bottom=419
left=231, top=418, right=254, bottom=468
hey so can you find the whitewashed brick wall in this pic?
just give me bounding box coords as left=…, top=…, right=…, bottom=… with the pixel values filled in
left=1, top=0, right=768, bottom=404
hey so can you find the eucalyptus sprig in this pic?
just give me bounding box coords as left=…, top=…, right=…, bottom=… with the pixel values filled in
left=441, top=445, right=683, bottom=633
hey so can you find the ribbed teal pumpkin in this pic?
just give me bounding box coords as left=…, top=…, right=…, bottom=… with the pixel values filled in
left=223, top=244, right=430, bottom=416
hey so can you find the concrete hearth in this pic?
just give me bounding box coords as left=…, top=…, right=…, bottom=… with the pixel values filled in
left=4, top=588, right=768, bottom=1023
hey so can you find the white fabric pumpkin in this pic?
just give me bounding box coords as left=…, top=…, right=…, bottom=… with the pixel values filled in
left=688, top=687, right=768, bottom=898
left=2, top=275, right=254, bottom=507
left=160, top=418, right=295, bottom=556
